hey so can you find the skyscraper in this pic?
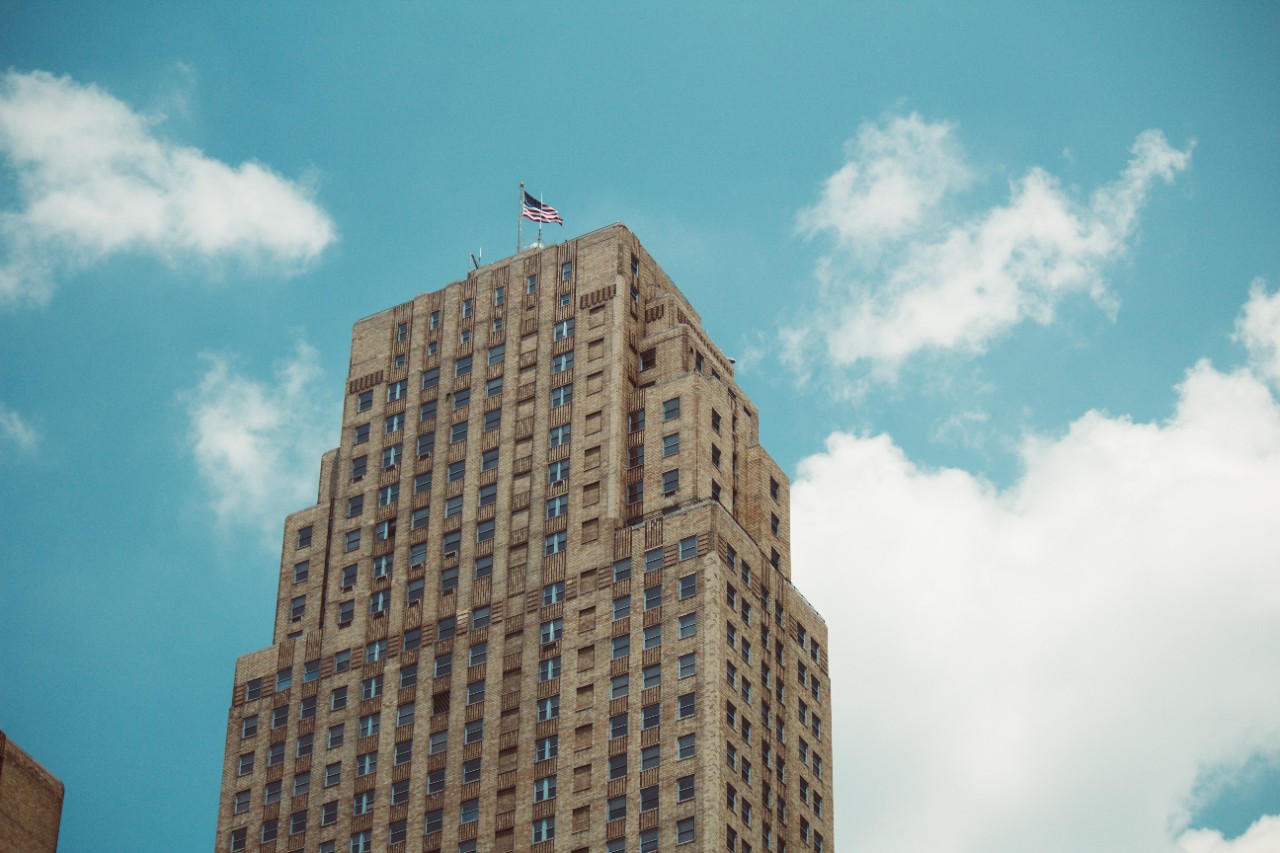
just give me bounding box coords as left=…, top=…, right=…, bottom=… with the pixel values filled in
left=214, top=224, right=833, bottom=853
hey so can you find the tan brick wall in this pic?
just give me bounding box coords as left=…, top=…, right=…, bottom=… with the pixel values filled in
left=0, top=731, right=64, bottom=853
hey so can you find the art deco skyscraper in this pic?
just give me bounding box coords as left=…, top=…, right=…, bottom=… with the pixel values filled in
left=214, top=224, right=833, bottom=853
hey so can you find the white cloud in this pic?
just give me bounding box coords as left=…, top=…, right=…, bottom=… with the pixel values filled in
left=789, top=293, right=1280, bottom=852
left=0, top=401, right=38, bottom=453
left=0, top=70, right=336, bottom=306
left=1180, top=816, right=1280, bottom=853
left=787, top=116, right=1191, bottom=377
left=184, top=342, right=334, bottom=544
left=1235, top=279, right=1280, bottom=386
left=797, top=112, right=973, bottom=257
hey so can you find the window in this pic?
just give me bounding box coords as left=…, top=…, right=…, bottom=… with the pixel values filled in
left=486, top=376, right=503, bottom=397
left=550, top=349, right=576, bottom=375
left=549, top=424, right=571, bottom=447
left=387, top=380, right=407, bottom=402
left=545, top=494, right=569, bottom=519
left=237, top=752, right=255, bottom=775
left=542, top=581, right=566, bottom=605
left=770, top=477, right=780, bottom=500
left=331, top=684, right=348, bottom=709
left=453, top=355, right=473, bottom=379
left=642, top=664, right=661, bottom=689
left=467, top=679, right=486, bottom=705
left=272, top=705, right=288, bottom=730
left=454, top=388, right=470, bottom=410
left=550, top=383, right=573, bottom=408
left=375, top=518, right=396, bottom=541
left=358, top=712, right=380, bottom=739
left=711, top=409, right=721, bottom=434
left=260, top=819, right=278, bottom=843
left=434, top=652, right=453, bottom=678
left=678, top=612, right=698, bottom=638
left=644, top=585, right=663, bottom=610
left=608, top=795, right=627, bottom=821
left=608, top=753, right=627, bottom=780
left=350, top=829, right=372, bottom=853
left=560, top=261, right=573, bottom=281
left=351, top=453, right=368, bottom=481
left=241, top=715, right=258, bottom=738
left=678, top=733, right=697, bottom=759
left=337, top=599, right=355, bottom=625
left=266, top=742, right=285, bottom=767
left=444, top=494, right=463, bottom=518
left=679, top=652, right=697, bottom=678
left=426, top=769, right=445, bottom=794
left=642, top=702, right=661, bottom=729
left=612, top=595, right=631, bottom=620
left=628, top=443, right=645, bottom=468
left=468, top=641, right=488, bottom=666
left=369, top=589, right=390, bottom=616
left=328, top=723, right=345, bottom=749
left=406, top=577, right=425, bottom=604
left=548, top=459, right=570, bottom=484
left=353, top=789, right=375, bottom=816
left=663, top=397, right=681, bottom=420
left=537, top=694, right=560, bottom=721
left=534, top=774, right=557, bottom=802
left=679, top=535, right=697, bottom=560
left=296, top=526, right=313, bottom=548
left=448, top=460, right=466, bottom=482
left=464, top=719, right=484, bottom=744
left=627, top=409, right=646, bottom=432
left=552, top=318, right=577, bottom=342
left=290, top=595, right=306, bottom=621
left=361, top=674, right=383, bottom=700
left=677, top=693, right=697, bottom=721
left=658, top=436, right=679, bottom=462
left=356, top=389, right=374, bottom=413
left=538, top=656, right=562, bottom=682
left=609, top=712, right=628, bottom=739
left=540, top=618, right=564, bottom=644
left=325, top=762, right=342, bottom=787
left=532, top=816, right=555, bottom=843
left=641, top=744, right=660, bottom=770
left=526, top=273, right=538, bottom=293
left=534, top=735, right=558, bottom=761
left=428, top=730, right=448, bottom=755
left=461, top=298, right=474, bottom=318
left=545, top=531, right=568, bottom=555
left=462, top=757, right=482, bottom=784
left=385, top=412, right=405, bottom=434
left=611, top=635, right=630, bottom=660
left=610, top=673, right=629, bottom=699
left=675, top=816, right=695, bottom=844
left=627, top=481, right=644, bottom=504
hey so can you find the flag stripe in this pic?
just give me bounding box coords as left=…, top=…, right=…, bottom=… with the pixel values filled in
left=522, top=192, right=563, bottom=225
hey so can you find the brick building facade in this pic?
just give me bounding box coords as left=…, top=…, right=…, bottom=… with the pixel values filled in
left=0, top=729, right=64, bottom=853
left=213, top=224, right=833, bottom=853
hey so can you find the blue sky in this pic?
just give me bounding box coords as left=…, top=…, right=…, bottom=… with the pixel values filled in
left=2, top=3, right=1278, bottom=852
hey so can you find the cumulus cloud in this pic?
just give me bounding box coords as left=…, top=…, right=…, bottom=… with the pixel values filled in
left=0, top=70, right=336, bottom=306
left=789, top=291, right=1280, bottom=852
left=1235, top=279, right=1280, bottom=386
left=1180, top=816, right=1280, bottom=853
left=184, top=342, right=334, bottom=544
left=788, top=115, right=1192, bottom=377
left=0, top=401, right=38, bottom=453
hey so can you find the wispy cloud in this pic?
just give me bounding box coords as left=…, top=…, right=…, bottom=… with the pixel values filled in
left=790, top=289, right=1280, bottom=852
left=786, top=114, right=1192, bottom=380
left=0, top=401, right=38, bottom=454
left=183, top=342, right=334, bottom=546
left=1180, top=816, right=1280, bottom=853
left=0, top=70, right=336, bottom=307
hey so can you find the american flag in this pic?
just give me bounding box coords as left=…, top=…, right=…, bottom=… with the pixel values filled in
left=522, top=192, right=563, bottom=225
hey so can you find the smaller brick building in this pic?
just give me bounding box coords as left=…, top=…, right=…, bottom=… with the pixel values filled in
left=0, top=729, right=65, bottom=853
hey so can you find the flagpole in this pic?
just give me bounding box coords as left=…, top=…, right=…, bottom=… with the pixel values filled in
left=517, top=182, right=524, bottom=253
left=537, top=193, right=544, bottom=245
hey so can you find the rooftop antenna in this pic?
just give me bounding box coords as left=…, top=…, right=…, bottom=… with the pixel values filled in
left=470, top=248, right=482, bottom=271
